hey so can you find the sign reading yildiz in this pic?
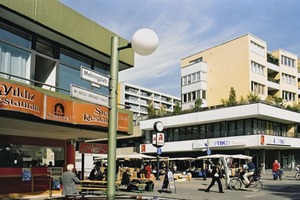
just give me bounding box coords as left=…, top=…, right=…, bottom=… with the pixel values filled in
left=0, top=81, right=44, bottom=118
left=79, top=143, right=108, bottom=154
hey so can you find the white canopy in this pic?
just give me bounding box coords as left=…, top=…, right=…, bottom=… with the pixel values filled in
left=197, top=154, right=252, bottom=160
left=94, top=153, right=156, bottom=160
left=197, top=154, right=229, bottom=160
left=169, top=157, right=195, bottom=161
left=229, top=154, right=252, bottom=160
left=117, top=153, right=156, bottom=159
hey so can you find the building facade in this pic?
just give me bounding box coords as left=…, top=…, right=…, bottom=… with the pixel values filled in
left=0, top=0, right=133, bottom=195
left=140, top=34, right=300, bottom=171
left=118, top=82, right=181, bottom=125
left=140, top=102, right=300, bottom=170
left=181, top=33, right=299, bottom=109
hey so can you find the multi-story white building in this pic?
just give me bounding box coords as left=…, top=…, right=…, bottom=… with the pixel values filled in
left=181, top=33, right=299, bottom=109
left=118, top=82, right=181, bottom=124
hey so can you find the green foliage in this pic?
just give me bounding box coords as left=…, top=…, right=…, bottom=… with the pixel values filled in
left=191, top=98, right=203, bottom=111
left=173, top=101, right=182, bottom=114
left=147, top=101, right=157, bottom=119
left=228, top=87, right=238, bottom=106
left=246, top=92, right=260, bottom=103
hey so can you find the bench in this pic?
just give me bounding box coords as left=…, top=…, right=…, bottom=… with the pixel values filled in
left=77, top=186, right=107, bottom=195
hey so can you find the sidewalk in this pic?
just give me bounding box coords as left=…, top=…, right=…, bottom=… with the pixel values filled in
left=3, top=170, right=298, bottom=200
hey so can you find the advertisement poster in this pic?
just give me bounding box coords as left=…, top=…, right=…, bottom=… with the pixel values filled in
left=22, top=168, right=32, bottom=181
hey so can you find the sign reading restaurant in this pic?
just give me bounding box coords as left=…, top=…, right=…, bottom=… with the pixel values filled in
left=0, top=81, right=129, bottom=132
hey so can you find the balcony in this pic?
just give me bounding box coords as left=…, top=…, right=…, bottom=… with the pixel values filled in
left=267, top=53, right=279, bottom=66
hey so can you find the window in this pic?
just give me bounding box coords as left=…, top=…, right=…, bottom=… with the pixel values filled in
left=213, top=123, right=220, bottom=138
left=174, top=128, right=179, bottom=141
left=251, top=61, right=264, bottom=76
left=250, top=41, right=265, bottom=56
left=282, top=73, right=295, bottom=85
left=282, top=90, right=295, bottom=101
left=281, top=55, right=295, bottom=68
left=192, top=126, right=199, bottom=139
left=58, top=49, right=92, bottom=94
left=0, top=142, right=65, bottom=168
left=181, top=71, right=205, bottom=86
left=251, top=81, right=265, bottom=95
left=189, top=57, right=203, bottom=64
left=200, top=125, right=206, bottom=139
left=237, top=120, right=244, bottom=136
left=0, top=23, right=31, bottom=84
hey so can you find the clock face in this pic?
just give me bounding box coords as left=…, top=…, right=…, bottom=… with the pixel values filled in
left=154, top=121, right=164, bottom=132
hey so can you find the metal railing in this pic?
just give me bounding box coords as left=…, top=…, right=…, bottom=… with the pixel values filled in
left=0, top=71, right=70, bottom=92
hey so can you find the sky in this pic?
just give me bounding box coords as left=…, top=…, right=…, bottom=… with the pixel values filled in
left=59, top=0, right=300, bottom=97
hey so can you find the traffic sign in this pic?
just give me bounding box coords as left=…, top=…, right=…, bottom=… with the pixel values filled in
left=80, top=66, right=109, bottom=87
left=157, top=147, right=162, bottom=155
left=70, top=84, right=109, bottom=107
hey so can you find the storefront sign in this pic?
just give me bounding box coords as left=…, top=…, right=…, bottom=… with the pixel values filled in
left=0, top=81, right=44, bottom=118
left=266, top=136, right=287, bottom=146
left=73, top=102, right=129, bottom=132
left=45, top=96, right=73, bottom=123
left=0, top=81, right=130, bottom=132
left=79, top=142, right=108, bottom=154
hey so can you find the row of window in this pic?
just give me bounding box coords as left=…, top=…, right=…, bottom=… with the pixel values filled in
left=282, top=90, right=296, bottom=101
left=281, top=55, right=295, bottom=68
left=182, top=90, right=206, bottom=103
left=182, top=71, right=206, bottom=86
left=282, top=73, right=296, bottom=85
left=251, top=81, right=265, bottom=95
left=250, top=41, right=265, bottom=57
left=152, top=118, right=289, bottom=143
left=0, top=21, right=110, bottom=97
left=251, top=61, right=265, bottom=76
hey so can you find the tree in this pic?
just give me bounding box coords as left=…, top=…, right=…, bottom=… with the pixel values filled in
left=228, top=87, right=238, bottom=106
left=192, top=98, right=203, bottom=111
left=246, top=92, right=260, bottom=103
left=173, top=101, right=182, bottom=114
left=147, top=101, right=156, bottom=119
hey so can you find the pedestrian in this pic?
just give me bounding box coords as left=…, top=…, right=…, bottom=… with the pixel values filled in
left=204, top=163, right=224, bottom=193
left=272, top=160, right=280, bottom=180
left=145, top=163, right=152, bottom=178
left=202, top=164, right=208, bottom=180
left=242, top=159, right=255, bottom=187
left=61, top=164, right=80, bottom=196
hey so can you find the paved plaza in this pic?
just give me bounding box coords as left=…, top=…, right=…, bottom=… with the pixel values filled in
left=7, top=170, right=300, bottom=200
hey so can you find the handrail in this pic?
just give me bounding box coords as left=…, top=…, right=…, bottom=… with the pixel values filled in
left=0, top=71, right=70, bottom=92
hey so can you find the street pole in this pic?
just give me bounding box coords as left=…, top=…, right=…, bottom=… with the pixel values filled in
left=106, top=29, right=158, bottom=200
left=156, top=153, right=160, bottom=180
left=107, top=36, right=119, bottom=200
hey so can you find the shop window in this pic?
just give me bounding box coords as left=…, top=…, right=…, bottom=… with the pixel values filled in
left=0, top=144, right=64, bottom=168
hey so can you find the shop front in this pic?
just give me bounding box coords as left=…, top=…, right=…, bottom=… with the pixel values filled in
left=0, top=80, right=131, bottom=195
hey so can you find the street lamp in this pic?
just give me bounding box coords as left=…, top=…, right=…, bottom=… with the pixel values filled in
left=107, top=28, right=159, bottom=199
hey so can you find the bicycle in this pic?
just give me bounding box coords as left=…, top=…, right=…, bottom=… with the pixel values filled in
left=229, top=172, right=263, bottom=192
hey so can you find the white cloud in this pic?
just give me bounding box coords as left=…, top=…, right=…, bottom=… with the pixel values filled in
left=60, top=0, right=300, bottom=97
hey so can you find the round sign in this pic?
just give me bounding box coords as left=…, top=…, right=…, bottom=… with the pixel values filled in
left=153, top=121, right=164, bottom=132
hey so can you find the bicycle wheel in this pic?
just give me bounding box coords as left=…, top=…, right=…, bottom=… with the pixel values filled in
left=249, top=180, right=263, bottom=192
left=295, top=173, right=300, bottom=180
left=229, top=178, right=242, bottom=190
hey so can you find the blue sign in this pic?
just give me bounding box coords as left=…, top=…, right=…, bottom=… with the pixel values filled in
left=157, top=147, right=162, bottom=155
left=207, top=149, right=211, bottom=155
